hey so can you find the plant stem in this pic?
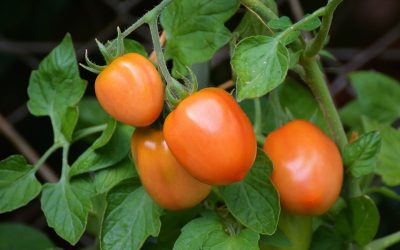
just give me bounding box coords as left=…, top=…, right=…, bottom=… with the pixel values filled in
left=148, top=19, right=174, bottom=86
left=300, top=57, right=347, bottom=151
left=33, top=144, right=60, bottom=173
left=304, top=0, right=343, bottom=57
left=362, top=231, right=400, bottom=250
left=277, top=7, right=326, bottom=40
left=72, top=124, right=107, bottom=143
left=253, top=98, right=262, bottom=135
left=60, top=144, right=70, bottom=182
left=108, top=0, right=173, bottom=47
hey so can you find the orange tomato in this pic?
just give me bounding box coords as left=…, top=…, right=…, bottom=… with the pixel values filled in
left=263, top=120, right=343, bottom=215
left=163, top=88, right=257, bottom=185
left=95, top=53, right=163, bottom=126
left=131, top=128, right=211, bottom=210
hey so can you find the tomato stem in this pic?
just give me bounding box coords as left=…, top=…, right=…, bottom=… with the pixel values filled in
left=32, top=143, right=61, bottom=175
left=362, top=231, right=400, bottom=250
left=253, top=98, right=262, bottom=135
left=304, top=0, right=343, bottom=57
left=300, top=57, right=347, bottom=151
left=72, top=124, right=108, bottom=143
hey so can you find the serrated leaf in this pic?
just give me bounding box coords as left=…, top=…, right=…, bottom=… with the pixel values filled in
left=161, top=0, right=239, bottom=76
left=0, top=155, right=41, bottom=213
left=94, top=157, right=137, bottom=194
left=27, top=34, right=87, bottom=143
left=69, top=124, right=133, bottom=177
left=349, top=196, right=380, bottom=246
left=344, top=131, right=381, bottom=177
left=268, top=16, right=292, bottom=30
left=101, top=184, right=162, bottom=250
left=0, top=223, right=55, bottom=250
left=297, top=15, right=321, bottom=31
left=41, top=175, right=94, bottom=245
left=363, top=118, right=400, bottom=186
left=173, top=214, right=222, bottom=250
left=232, top=36, right=289, bottom=101
left=219, top=149, right=280, bottom=235
left=340, top=71, right=400, bottom=129
left=203, top=228, right=260, bottom=250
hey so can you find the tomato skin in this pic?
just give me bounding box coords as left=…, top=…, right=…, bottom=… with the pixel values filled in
left=163, top=88, right=257, bottom=185
left=95, top=53, right=163, bottom=127
left=263, top=120, right=343, bottom=215
left=131, top=128, right=211, bottom=210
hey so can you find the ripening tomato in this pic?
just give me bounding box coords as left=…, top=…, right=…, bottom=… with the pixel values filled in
left=263, top=120, right=343, bottom=215
left=163, top=88, right=257, bottom=185
left=95, top=53, right=164, bottom=127
left=131, top=128, right=211, bottom=210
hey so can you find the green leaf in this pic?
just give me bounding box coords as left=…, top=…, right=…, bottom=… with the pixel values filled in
left=297, top=15, right=321, bottom=31
left=161, top=0, right=239, bottom=76
left=94, top=157, right=137, bottom=194
left=41, top=176, right=94, bottom=245
left=0, top=155, right=41, bottom=213
left=343, top=131, right=381, bottom=177
left=268, top=16, right=292, bottom=30
left=101, top=183, right=162, bottom=250
left=27, top=34, right=87, bottom=143
left=235, top=12, right=271, bottom=39
left=173, top=214, right=222, bottom=250
left=319, top=49, right=337, bottom=61
left=310, top=225, right=345, bottom=250
left=280, top=31, right=300, bottom=46
left=203, top=228, right=260, bottom=250
left=265, top=78, right=328, bottom=135
left=232, top=36, right=289, bottom=101
left=349, top=196, right=380, bottom=246
left=363, top=119, right=400, bottom=186
left=340, top=71, right=400, bottom=129
left=367, top=187, right=400, bottom=202
left=69, top=124, right=133, bottom=177
left=0, top=223, right=54, bottom=250
left=106, top=39, right=147, bottom=57
left=219, top=149, right=280, bottom=235
left=259, top=229, right=291, bottom=249
left=77, top=97, right=109, bottom=128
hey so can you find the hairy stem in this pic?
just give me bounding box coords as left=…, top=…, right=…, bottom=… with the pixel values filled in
left=148, top=19, right=174, bottom=86
left=72, top=124, right=107, bottom=143
left=304, top=0, right=343, bottom=57
left=362, top=231, right=400, bottom=250
left=300, top=57, right=347, bottom=150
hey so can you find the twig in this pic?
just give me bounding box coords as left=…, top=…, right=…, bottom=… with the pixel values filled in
left=149, top=31, right=166, bottom=63
left=0, top=113, right=58, bottom=183
left=217, top=80, right=234, bottom=90
left=332, top=21, right=400, bottom=94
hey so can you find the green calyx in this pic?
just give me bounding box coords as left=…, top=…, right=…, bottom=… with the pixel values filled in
left=165, top=70, right=198, bottom=110
left=80, top=27, right=126, bottom=74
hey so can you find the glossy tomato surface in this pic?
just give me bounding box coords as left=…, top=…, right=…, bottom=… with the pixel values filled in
left=264, top=120, right=343, bottom=215
left=95, top=53, right=163, bottom=126
left=131, top=128, right=211, bottom=210
left=163, top=88, right=257, bottom=185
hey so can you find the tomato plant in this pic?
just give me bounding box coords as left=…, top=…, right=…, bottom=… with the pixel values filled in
left=163, top=88, right=257, bottom=185
left=131, top=128, right=211, bottom=210
left=263, top=120, right=343, bottom=215
left=1, top=0, right=400, bottom=249
left=95, top=53, right=164, bottom=127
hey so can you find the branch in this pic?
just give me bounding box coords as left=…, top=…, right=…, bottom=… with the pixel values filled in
left=332, top=21, right=400, bottom=94
left=0, top=113, right=58, bottom=183
left=149, top=31, right=166, bottom=63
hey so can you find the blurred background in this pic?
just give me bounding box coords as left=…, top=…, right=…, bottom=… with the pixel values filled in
left=0, top=0, right=399, bottom=249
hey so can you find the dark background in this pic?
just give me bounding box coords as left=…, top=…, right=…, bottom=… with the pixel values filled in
left=0, top=0, right=399, bottom=249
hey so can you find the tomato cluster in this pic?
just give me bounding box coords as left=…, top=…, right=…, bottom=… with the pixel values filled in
left=95, top=53, right=257, bottom=209
left=95, top=53, right=343, bottom=214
